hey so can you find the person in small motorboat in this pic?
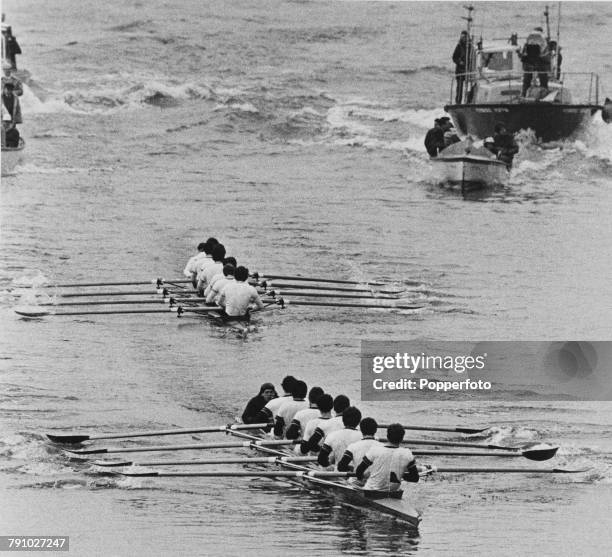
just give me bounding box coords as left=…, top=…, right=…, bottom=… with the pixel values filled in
left=519, top=27, right=550, bottom=97
left=1, top=76, right=22, bottom=147
left=443, top=120, right=461, bottom=147
left=251, top=375, right=297, bottom=427
left=355, top=423, right=420, bottom=491
left=317, top=406, right=362, bottom=467
left=197, top=243, right=226, bottom=296
left=492, top=123, right=519, bottom=168
left=285, top=386, right=324, bottom=439
left=337, top=417, right=381, bottom=486
left=273, top=379, right=309, bottom=438
left=241, top=382, right=277, bottom=424
left=483, top=136, right=497, bottom=157
left=424, top=118, right=446, bottom=157
left=217, top=265, right=265, bottom=320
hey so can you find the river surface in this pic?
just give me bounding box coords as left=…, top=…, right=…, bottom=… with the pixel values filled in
left=1, top=1, right=611, bottom=556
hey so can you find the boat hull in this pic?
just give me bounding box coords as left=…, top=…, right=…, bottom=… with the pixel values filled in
left=431, top=154, right=509, bottom=190
left=444, top=103, right=597, bottom=142
left=1, top=138, right=25, bottom=176
left=231, top=428, right=421, bottom=527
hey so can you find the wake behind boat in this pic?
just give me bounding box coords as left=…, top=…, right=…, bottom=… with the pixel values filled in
left=430, top=139, right=509, bottom=191
left=444, top=4, right=612, bottom=142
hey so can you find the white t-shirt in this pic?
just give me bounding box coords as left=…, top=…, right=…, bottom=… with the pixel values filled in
left=183, top=252, right=209, bottom=278
left=321, top=428, right=362, bottom=465
left=290, top=407, right=320, bottom=437
left=276, top=399, right=308, bottom=436
left=362, top=445, right=415, bottom=491
left=344, top=438, right=381, bottom=485
left=218, top=281, right=264, bottom=317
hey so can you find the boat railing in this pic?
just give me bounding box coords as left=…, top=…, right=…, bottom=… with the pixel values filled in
left=449, top=71, right=602, bottom=106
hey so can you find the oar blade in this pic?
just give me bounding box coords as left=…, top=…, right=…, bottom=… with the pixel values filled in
left=14, top=306, right=51, bottom=317
left=47, top=433, right=91, bottom=444
left=92, top=459, right=133, bottom=467
left=454, top=427, right=490, bottom=434
left=522, top=446, right=558, bottom=461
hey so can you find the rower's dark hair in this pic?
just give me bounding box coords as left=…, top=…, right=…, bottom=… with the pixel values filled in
left=212, top=244, right=226, bottom=262
left=222, top=264, right=235, bottom=277
left=293, top=380, right=307, bottom=399
left=308, top=386, right=324, bottom=404
left=316, top=394, right=334, bottom=413
left=386, top=423, right=405, bottom=444
left=360, top=417, right=378, bottom=436
left=223, top=256, right=237, bottom=267
left=281, top=375, right=297, bottom=393
left=206, top=237, right=219, bottom=246
left=333, top=395, right=350, bottom=414
left=234, top=266, right=249, bottom=281
left=342, top=406, right=362, bottom=428
left=494, top=122, right=505, bottom=134
left=197, top=242, right=207, bottom=251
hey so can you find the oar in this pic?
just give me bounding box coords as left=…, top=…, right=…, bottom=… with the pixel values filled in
left=14, top=307, right=174, bottom=317
left=92, top=447, right=556, bottom=468
left=379, top=424, right=489, bottom=434
left=41, top=299, right=169, bottom=307
left=55, top=291, right=160, bottom=298
left=94, top=455, right=317, bottom=467
left=47, top=423, right=273, bottom=444
left=278, top=300, right=423, bottom=310
left=252, top=273, right=386, bottom=286
left=49, top=280, right=157, bottom=288
left=426, top=466, right=588, bottom=474
left=267, top=290, right=400, bottom=300
left=64, top=439, right=298, bottom=455
left=47, top=278, right=191, bottom=288
left=402, top=439, right=556, bottom=452
left=259, top=283, right=396, bottom=293
left=117, top=469, right=353, bottom=478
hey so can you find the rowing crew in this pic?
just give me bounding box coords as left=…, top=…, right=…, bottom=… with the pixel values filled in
left=182, top=238, right=265, bottom=320
left=242, top=376, right=421, bottom=492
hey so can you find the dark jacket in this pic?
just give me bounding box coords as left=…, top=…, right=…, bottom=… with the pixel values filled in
left=425, top=126, right=445, bottom=157
left=452, top=40, right=468, bottom=74
left=241, top=395, right=267, bottom=424
left=493, top=132, right=519, bottom=166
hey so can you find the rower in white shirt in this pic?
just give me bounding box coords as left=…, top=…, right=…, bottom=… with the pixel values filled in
left=285, top=386, right=324, bottom=440
left=299, top=394, right=344, bottom=454
left=355, top=423, right=420, bottom=492
left=251, top=376, right=297, bottom=427
left=205, top=258, right=236, bottom=304
left=336, top=417, right=381, bottom=486
left=183, top=238, right=217, bottom=288
left=273, top=380, right=308, bottom=438
left=197, top=243, right=226, bottom=297
left=317, top=406, right=362, bottom=467
left=217, top=265, right=264, bottom=320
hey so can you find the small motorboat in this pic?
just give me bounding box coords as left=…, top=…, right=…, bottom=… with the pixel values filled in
left=1, top=136, right=25, bottom=175
left=430, top=139, right=509, bottom=191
